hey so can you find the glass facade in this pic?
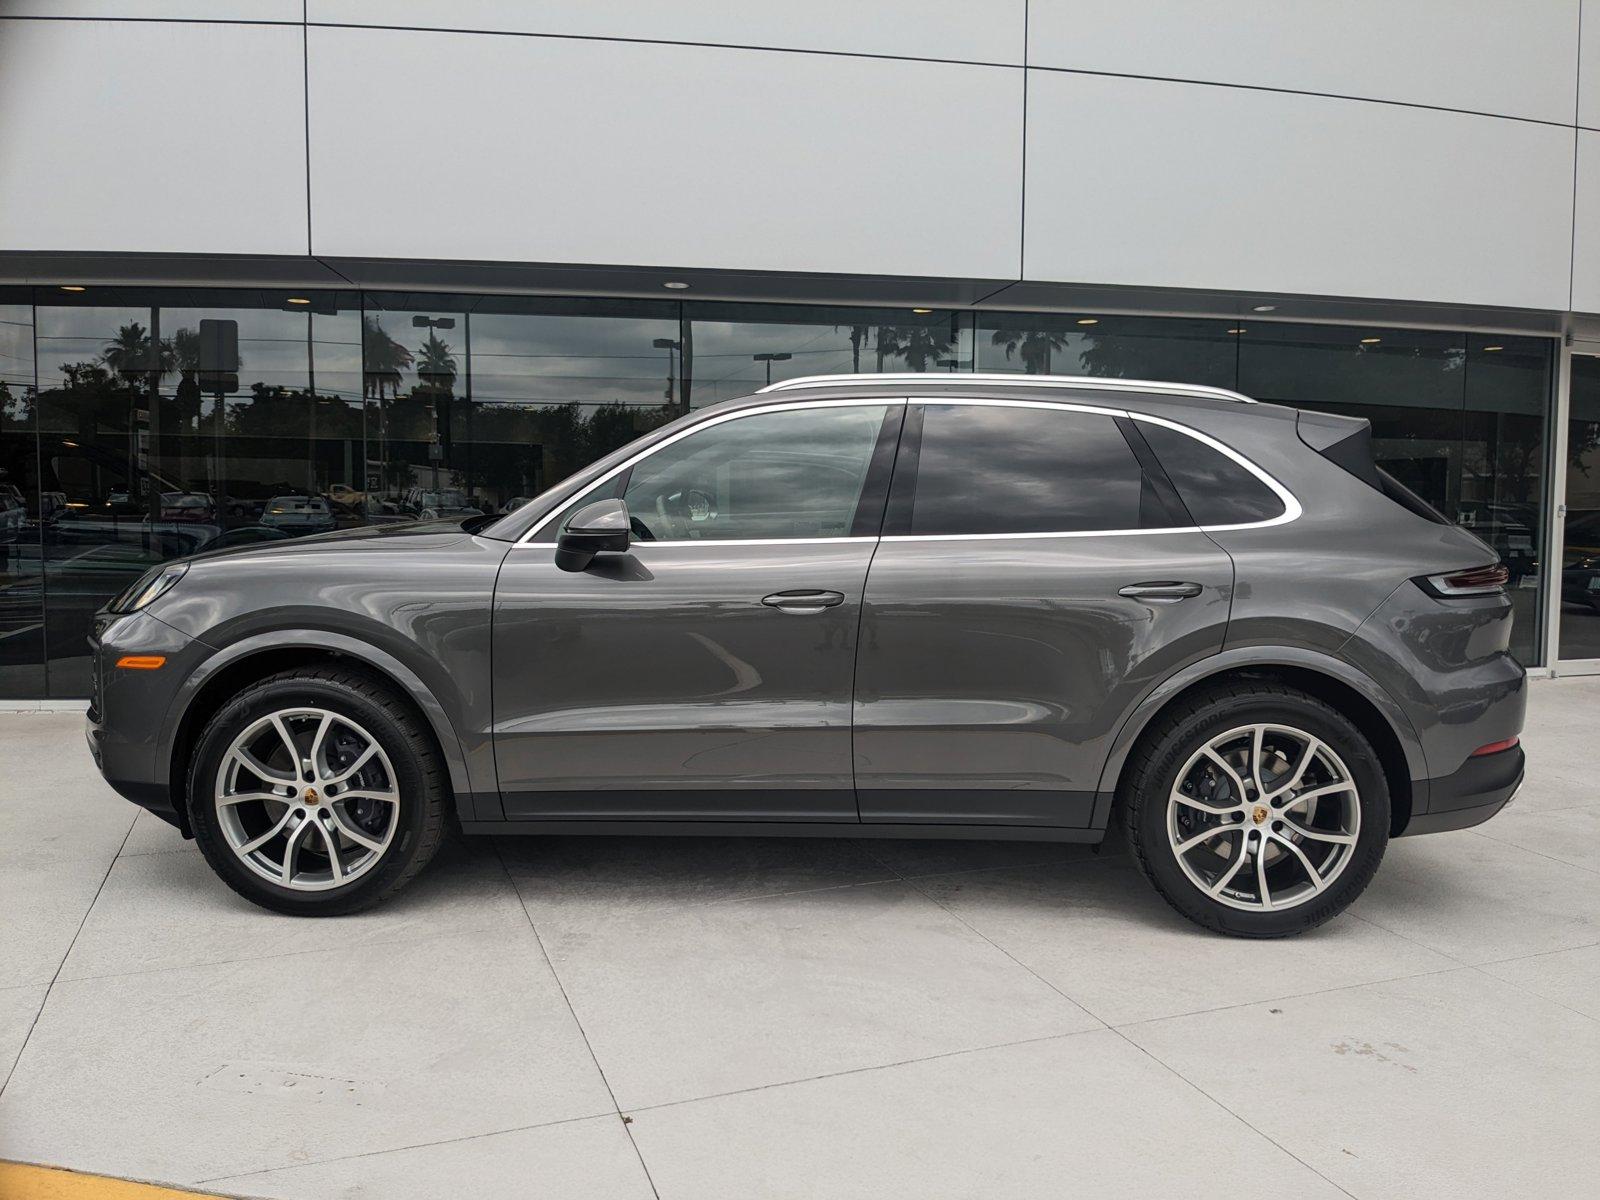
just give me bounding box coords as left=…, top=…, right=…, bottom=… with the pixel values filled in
left=0, top=286, right=1561, bottom=697
left=1559, top=354, right=1600, bottom=661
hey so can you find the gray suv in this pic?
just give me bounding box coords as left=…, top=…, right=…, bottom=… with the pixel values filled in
left=86, top=374, right=1526, bottom=936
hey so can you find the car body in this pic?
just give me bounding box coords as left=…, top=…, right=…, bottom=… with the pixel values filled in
left=259, top=495, right=337, bottom=535
left=86, top=374, right=1526, bottom=934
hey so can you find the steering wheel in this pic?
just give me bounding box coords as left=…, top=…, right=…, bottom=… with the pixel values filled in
left=652, top=488, right=718, bottom=539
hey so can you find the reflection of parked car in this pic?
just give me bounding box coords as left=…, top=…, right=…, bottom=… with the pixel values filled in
left=260, top=495, right=336, bottom=535
left=328, top=484, right=365, bottom=506
left=1562, top=554, right=1600, bottom=612
left=419, top=505, right=484, bottom=520
left=499, top=496, right=532, bottom=514
left=158, top=493, right=217, bottom=523
left=0, top=488, right=24, bottom=542
left=402, top=488, right=470, bottom=515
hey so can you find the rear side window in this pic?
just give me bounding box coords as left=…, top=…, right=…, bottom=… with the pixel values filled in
left=1137, top=421, right=1285, bottom=526
left=892, top=404, right=1177, bottom=536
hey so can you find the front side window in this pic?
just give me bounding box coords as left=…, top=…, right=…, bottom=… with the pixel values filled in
left=895, top=403, right=1172, bottom=536
left=564, top=404, right=891, bottom=541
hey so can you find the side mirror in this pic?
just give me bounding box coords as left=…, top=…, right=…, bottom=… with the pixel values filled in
left=555, top=498, right=631, bottom=572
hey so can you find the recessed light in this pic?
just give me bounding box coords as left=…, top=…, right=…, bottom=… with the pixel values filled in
left=663, top=281, right=690, bottom=290
left=1360, top=337, right=1381, bottom=345
left=1226, top=328, right=1247, bottom=335
left=912, top=308, right=933, bottom=314
left=1251, top=304, right=1276, bottom=313
left=286, top=297, right=311, bottom=305
left=59, top=285, right=86, bottom=292
left=1076, top=317, right=1099, bottom=326
left=1482, top=344, right=1505, bottom=352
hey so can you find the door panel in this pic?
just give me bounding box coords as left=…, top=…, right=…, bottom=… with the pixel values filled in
left=854, top=533, right=1233, bottom=827
left=494, top=541, right=875, bottom=820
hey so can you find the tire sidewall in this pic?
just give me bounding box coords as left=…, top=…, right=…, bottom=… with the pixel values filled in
left=188, top=675, right=430, bottom=915
left=1132, top=694, right=1390, bottom=937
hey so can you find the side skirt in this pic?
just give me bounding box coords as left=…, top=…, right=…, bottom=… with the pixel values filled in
left=459, top=818, right=1108, bottom=843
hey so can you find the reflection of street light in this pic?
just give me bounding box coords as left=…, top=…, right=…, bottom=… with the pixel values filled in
left=753, top=351, right=792, bottom=386
left=652, top=337, right=681, bottom=406
left=411, top=315, right=455, bottom=330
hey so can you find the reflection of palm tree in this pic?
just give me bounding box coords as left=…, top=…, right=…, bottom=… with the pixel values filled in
left=362, top=316, right=412, bottom=400
left=168, top=327, right=206, bottom=432
left=102, top=322, right=173, bottom=387
left=836, top=324, right=871, bottom=372
left=415, top=331, right=457, bottom=393
left=875, top=325, right=949, bottom=372
left=989, top=328, right=1070, bottom=374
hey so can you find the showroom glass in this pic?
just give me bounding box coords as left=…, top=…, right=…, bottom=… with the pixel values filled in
left=573, top=404, right=890, bottom=541
left=974, top=313, right=1237, bottom=388
left=0, top=291, right=44, bottom=696
left=684, top=303, right=971, bottom=408
left=897, top=404, right=1160, bottom=536
left=1560, top=354, right=1600, bottom=661
left=363, top=294, right=683, bottom=518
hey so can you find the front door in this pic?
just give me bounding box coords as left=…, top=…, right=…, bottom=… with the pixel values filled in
left=493, top=399, right=901, bottom=821
left=854, top=399, right=1235, bottom=827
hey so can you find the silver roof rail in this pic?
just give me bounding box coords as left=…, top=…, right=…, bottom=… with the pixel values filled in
left=757, top=372, right=1258, bottom=404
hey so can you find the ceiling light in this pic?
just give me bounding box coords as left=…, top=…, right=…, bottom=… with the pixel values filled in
left=1360, top=337, right=1381, bottom=345
left=1226, top=328, right=1247, bottom=335
left=286, top=296, right=311, bottom=305
left=912, top=308, right=933, bottom=314
left=1076, top=317, right=1099, bottom=326
left=663, top=281, right=690, bottom=290
left=1251, top=304, right=1276, bottom=312
left=1482, top=344, right=1504, bottom=352
left=59, top=285, right=86, bottom=292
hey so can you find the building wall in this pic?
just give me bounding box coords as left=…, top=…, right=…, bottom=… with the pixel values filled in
left=2, top=1, right=1598, bottom=313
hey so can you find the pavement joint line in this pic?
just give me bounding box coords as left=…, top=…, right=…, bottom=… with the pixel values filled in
left=196, top=1109, right=620, bottom=1187
left=494, top=844, right=662, bottom=1200
left=0, top=817, right=135, bottom=1099
left=1462, top=960, right=1600, bottom=1028
left=1466, top=827, right=1600, bottom=875
left=1471, top=936, right=1600, bottom=967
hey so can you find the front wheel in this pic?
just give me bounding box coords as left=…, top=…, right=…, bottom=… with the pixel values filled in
left=1121, top=683, right=1390, bottom=937
left=187, top=666, right=448, bottom=916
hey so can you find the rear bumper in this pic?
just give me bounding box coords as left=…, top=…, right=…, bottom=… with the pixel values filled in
left=1401, top=744, right=1524, bottom=836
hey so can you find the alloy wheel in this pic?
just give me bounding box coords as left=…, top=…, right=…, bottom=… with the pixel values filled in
left=1166, top=723, right=1360, bottom=911
left=213, top=707, right=399, bottom=891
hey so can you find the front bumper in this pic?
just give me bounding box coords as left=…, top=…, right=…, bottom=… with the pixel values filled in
left=1401, top=744, right=1525, bottom=836
left=86, top=607, right=203, bottom=833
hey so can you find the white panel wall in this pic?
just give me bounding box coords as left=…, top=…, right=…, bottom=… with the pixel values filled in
left=0, top=19, right=308, bottom=254
left=1580, top=0, right=1600, bottom=128
left=1572, top=131, right=1600, bottom=312
left=1029, top=0, right=1579, bottom=125
left=306, top=26, right=1023, bottom=279
left=309, top=0, right=1025, bottom=65
left=1023, top=72, right=1574, bottom=311
left=0, top=2, right=300, bottom=18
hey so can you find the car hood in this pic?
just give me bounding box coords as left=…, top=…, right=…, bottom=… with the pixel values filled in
left=187, top=517, right=490, bottom=565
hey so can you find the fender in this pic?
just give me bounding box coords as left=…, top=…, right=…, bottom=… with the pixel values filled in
left=157, top=628, right=481, bottom=810
left=1090, top=644, right=1427, bottom=825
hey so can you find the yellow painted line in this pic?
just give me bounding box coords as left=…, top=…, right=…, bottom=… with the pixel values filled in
left=0, top=1162, right=233, bottom=1199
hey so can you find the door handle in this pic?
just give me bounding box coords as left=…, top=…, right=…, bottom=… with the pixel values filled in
left=762, top=589, right=845, bottom=613
left=1118, top=581, right=1203, bottom=602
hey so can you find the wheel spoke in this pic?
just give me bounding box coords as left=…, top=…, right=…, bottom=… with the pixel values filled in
left=232, top=748, right=296, bottom=787
left=1275, top=833, right=1326, bottom=894
left=237, top=808, right=296, bottom=854
left=218, top=789, right=287, bottom=808
left=1255, top=840, right=1273, bottom=909
left=269, top=713, right=303, bottom=779
left=308, top=713, right=336, bottom=779
left=1248, top=726, right=1267, bottom=795
left=327, top=805, right=386, bottom=853
left=1200, top=746, right=1249, bottom=803
left=1176, top=824, right=1236, bottom=855
left=1206, top=837, right=1250, bottom=897
left=333, top=787, right=398, bottom=805
left=317, top=816, right=345, bottom=882
left=1268, top=737, right=1322, bottom=799
left=280, top=816, right=313, bottom=883
left=1283, top=781, right=1355, bottom=807
left=1173, top=788, right=1234, bottom=816
left=1279, top=818, right=1356, bottom=845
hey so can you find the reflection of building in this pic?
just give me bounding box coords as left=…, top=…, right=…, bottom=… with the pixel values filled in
left=3, top=5, right=1600, bottom=694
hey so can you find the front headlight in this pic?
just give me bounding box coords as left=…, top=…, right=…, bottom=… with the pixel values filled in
left=110, top=562, right=188, bottom=613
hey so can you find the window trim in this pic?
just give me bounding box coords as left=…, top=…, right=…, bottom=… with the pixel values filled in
left=511, top=394, right=1300, bottom=549
left=516, top=397, right=904, bottom=546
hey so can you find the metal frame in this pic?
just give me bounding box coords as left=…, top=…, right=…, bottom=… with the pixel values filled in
left=759, top=372, right=1258, bottom=405
left=1550, top=341, right=1600, bottom=675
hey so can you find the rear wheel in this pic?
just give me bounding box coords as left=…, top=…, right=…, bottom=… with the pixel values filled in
left=188, top=666, right=447, bottom=915
left=1121, top=683, right=1390, bottom=937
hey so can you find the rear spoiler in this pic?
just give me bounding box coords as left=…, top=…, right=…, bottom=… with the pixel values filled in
left=1296, top=409, right=1450, bottom=526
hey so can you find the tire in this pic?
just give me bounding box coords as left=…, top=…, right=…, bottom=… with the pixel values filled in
left=187, top=665, right=448, bottom=916
left=1120, top=682, right=1390, bottom=937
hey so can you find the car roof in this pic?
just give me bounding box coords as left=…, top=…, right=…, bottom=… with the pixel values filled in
left=757, top=372, right=1258, bottom=407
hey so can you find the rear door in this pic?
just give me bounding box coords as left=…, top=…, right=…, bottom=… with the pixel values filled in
left=853, top=398, right=1237, bottom=828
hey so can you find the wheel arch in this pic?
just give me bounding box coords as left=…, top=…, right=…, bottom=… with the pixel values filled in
left=160, top=632, right=477, bottom=835
left=1095, top=649, right=1425, bottom=838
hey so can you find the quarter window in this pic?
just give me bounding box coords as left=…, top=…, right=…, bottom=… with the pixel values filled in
left=895, top=404, right=1174, bottom=536
left=564, top=404, right=891, bottom=541
left=1137, top=421, right=1285, bottom=526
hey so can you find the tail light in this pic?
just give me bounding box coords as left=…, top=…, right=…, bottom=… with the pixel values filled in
left=1417, top=563, right=1509, bottom=598
left=1471, top=736, right=1520, bottom=757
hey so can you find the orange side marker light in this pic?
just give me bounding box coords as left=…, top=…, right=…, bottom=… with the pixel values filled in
left=115, top=655, right=167, bottom=670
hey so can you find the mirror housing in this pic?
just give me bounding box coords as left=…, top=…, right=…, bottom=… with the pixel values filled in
left=555, top=497, right=631, bottom=572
